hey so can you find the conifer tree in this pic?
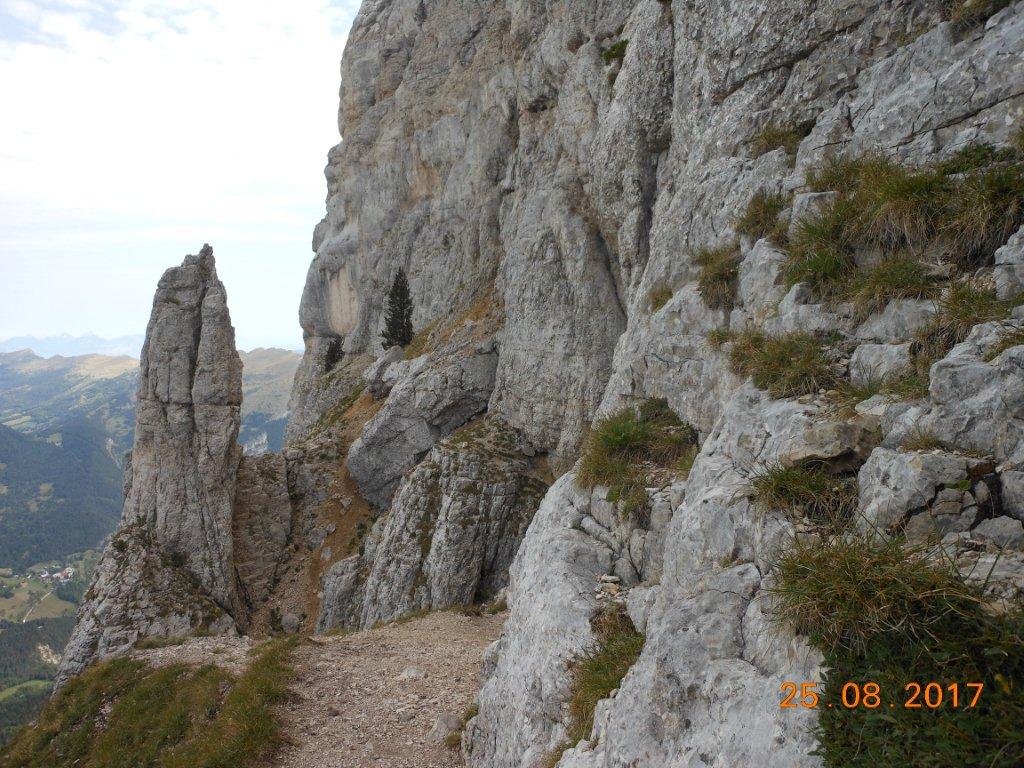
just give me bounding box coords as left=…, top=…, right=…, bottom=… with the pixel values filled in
left=381, top=268, right=414, bottom=348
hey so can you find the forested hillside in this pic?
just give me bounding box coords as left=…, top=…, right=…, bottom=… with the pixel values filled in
left=0, top=422, right=121, bottom=569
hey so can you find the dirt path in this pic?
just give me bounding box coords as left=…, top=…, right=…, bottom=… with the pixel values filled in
left=21, top=590, right=51, bottom=622
left=269, top=610, right=504, bottom=768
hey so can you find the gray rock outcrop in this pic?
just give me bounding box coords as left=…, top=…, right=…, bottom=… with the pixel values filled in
left=233, top=452, right=293, bottom=609
left=57, top=247, right=245, bottom=684
left=347, top=341, right=498, bottom=507
left=319, top=418, right=547, bottom=630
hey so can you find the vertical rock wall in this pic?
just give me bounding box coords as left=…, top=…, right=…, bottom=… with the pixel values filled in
left=293, top=0, right=1024, bottom=766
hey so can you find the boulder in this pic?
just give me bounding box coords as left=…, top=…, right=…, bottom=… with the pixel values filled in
left=347, top=342, right=498, bottom=508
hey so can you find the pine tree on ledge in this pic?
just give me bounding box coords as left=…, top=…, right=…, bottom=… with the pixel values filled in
left=381, top=267, right=414, bottom=349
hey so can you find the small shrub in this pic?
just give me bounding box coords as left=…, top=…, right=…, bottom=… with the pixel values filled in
left=735, top=189, right=789, bottom=243
left=770, top=533, right=1024, bottom=767
left=750, top=123, right=812, bottom=158
left=727, top=331, right=837, bottom=398
left=648, top=282, right=673, bottom=311
left=750, top=462, right=858, bottom=526
left=692, top=244, right=741, bottom=310
left=847, top=256, right=940, bottom=318
left=577, top=399, right=698, bottom=519
left=602, top=40, right=628, bottom=64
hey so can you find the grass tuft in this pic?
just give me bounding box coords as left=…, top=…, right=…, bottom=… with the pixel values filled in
left=648, top=282, right=673, bottom=312
left=750, top=462, right=858, bottom=527
left=940, top=163, right=1024, bottom=270
left=899, top=429, right=944, bottom=452
left=727, top=331, right=838, bottom=398
left=770, top=532, right=1024, bottom=767
left=692, top=244, right=741, bottom=310
left=0, top=636, right=299, bottom=768
left=985, top=324, right=1024, bottom=361
left=706, top=328, right=736, bottom=348
left=936, top=143, right=1017, bottom=175
left=914, top=278, right=1023, bottom=363
left=542, top=605, right=643, bottom=768
left=735, top=190, right=789, bottom=244
left=750, top=123, right=812, bottom=158
left=795, top=148, right=1024, bottom=301
left=942, top=0, right=1014, bottom=28
left=847, top=256, right=941, bottom=318
left=784, top=198, right=858, bottom=297
left=577, top=399, right=698, bottom=519
left=602, top=40, right=628, bottom=65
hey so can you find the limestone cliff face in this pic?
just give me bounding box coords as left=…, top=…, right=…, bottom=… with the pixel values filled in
left=57, top=247, right=245, bottom=684
left=288, top=1, right=1024, bottom=766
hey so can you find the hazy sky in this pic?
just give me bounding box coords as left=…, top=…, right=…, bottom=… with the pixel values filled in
left=0, top=0, right=360, bottom=351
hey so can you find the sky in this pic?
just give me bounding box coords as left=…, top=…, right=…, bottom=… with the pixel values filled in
left=0, top=0, right=360, bottom=351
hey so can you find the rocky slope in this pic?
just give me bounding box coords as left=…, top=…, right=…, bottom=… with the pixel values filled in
left=48, top=1, right=1024, bottom=765
left=282, top=1, right=1024, bottom=766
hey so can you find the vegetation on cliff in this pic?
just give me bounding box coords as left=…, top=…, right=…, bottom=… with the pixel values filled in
left=0, top=637, right=299, bottom=768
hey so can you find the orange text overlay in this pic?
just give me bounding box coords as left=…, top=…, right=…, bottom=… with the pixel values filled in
left=779, top=681, right=984, bottom=710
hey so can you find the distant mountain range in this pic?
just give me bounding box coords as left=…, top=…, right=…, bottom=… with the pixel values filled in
left=0, top=347, right=301, bottom=569
left=0, top=334, right=145, bottom=359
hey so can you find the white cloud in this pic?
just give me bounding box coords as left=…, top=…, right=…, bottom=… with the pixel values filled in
left=0, top=0, right=359, bottom=350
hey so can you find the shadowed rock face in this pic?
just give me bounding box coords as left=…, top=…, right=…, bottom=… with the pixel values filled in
left=57, top=246, right=245, bottom=685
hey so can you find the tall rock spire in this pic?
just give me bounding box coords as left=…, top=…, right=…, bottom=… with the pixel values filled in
left=56, top=246, right=243, bottom=685
left=125, top=245, right=243, bottom=611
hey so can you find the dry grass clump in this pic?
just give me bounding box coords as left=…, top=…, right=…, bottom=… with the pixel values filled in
left=770, top=532, right=1024, bottom=766
left=727, top=331, right=838, bottom=398
left=750, top=462, right=858, bottom=527
left=692, top=244, right=741, bottom=310
left=543, top=605, right=644, bottom=767
left=1, top=636, right=299, bottom=768
left=735, top=189, right=789, bottom=244
left=942, top=0, right=1013, bottom=28
left=914, top=278, right=1023, bottom=362
left=794, top=148, right=1024, bottom=305
left=899, top=429, right=944, bottom=452
left=648, top=282, right=673, bottom=311
left=576, top=398, right=698, bottom=519
left=750, top=123, right=812, bottom=158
